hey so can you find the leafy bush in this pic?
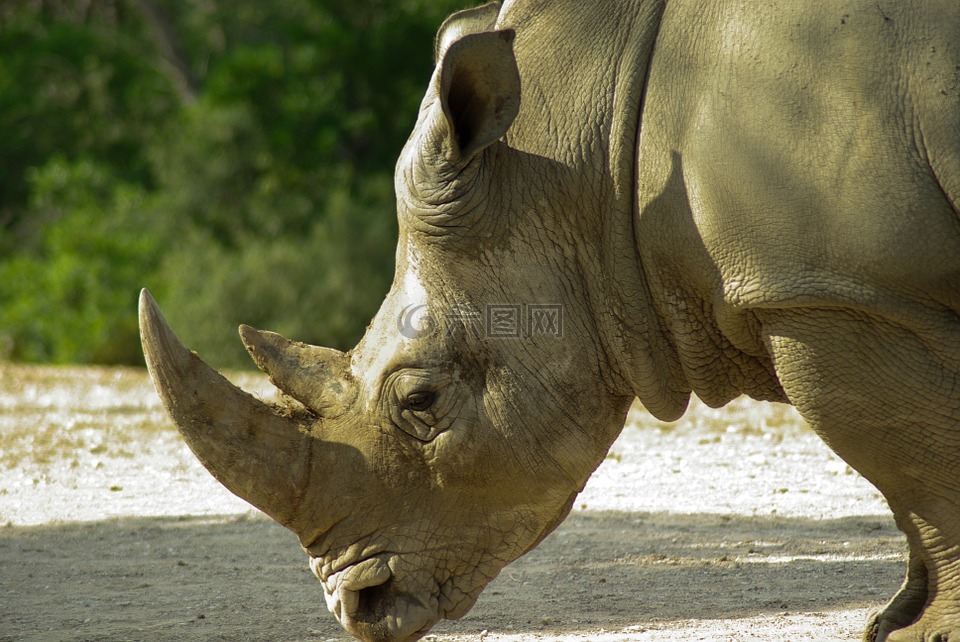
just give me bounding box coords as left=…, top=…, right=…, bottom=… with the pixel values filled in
left=0, top=157, right=163, bottom=364
left=158, top=177, right=397, bottom=369
left=0, top=0, right=467, bottom=366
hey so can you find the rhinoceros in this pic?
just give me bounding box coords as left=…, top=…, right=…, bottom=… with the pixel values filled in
left=139, top=0, right=960, bottom=640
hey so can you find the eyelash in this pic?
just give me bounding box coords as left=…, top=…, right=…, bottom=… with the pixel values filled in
left=405, top=391, right=436, bottom=412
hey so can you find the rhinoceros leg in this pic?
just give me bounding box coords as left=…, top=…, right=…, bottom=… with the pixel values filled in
left=757, top=307, right=960, bottom=642
left=864, top=543, right=928, bottom=642
left=883, top=510, right=960, bottom=642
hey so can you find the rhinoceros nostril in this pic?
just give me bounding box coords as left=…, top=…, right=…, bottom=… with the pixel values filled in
left=340, top=579, right=437, bottom=642
left=354, top=578, right=396, bottom=623
left=336, top=556, right=393, bottom=620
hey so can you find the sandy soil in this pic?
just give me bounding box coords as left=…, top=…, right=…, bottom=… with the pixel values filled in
left=0, top=364, right=905, bottom=641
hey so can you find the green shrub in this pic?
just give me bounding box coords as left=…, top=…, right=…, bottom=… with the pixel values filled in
left=0, top=0, right=468, bottom=366
left=0, top=157, right=164, bottom=364
left=157, top=177, right=397, bottom=369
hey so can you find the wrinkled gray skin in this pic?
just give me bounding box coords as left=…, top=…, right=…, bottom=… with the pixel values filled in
left=139, top=1, right=960, bottom=640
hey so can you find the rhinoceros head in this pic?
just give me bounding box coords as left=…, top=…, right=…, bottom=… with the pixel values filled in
left=140, top=6, right=635, bottom=642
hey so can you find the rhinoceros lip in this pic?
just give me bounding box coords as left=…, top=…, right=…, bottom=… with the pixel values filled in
left=337, top=557, right=394, bottom=618
left=314, top=554, right=393, bottom=618
left=314, top=553, right=442, bottom=641
left=307, top=537, right=386, bottom=583
left=310, top=552, right=376, bottom=587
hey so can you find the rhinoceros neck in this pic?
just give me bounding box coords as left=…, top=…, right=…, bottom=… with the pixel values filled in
left=498, top=0, right=689, bottom=419
left=593, top=0, right=695, bottom=422
left=500, top=0, right=692, bottom=421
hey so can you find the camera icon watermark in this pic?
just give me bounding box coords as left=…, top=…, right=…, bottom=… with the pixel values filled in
left=397, top=303, right=435, bottom=339
left=397, top=303, right=563, bottom=340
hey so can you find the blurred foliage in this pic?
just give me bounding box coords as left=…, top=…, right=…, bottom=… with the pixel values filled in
left=0, top=0, right=466, bottom=367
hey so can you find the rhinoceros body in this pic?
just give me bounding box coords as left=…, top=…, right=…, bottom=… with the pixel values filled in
left=140, top=0, right=960, bottom=640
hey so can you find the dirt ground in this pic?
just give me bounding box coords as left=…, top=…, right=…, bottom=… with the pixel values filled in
left=0, top=364, right=905, bottom=641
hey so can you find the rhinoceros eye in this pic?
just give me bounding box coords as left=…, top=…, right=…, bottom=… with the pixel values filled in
left=404, top=390, right=436, bottom=412
left=386, top=370, right=456, bottom=441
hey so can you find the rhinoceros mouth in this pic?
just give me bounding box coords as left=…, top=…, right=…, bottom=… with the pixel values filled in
left=310, top=553, right=441, bottom=641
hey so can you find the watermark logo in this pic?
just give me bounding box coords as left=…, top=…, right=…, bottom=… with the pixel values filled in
left=397, top=303, right=435, bottom=339
left=398, top=303, right=563, bottom=340
left=487, top=304, right=522, bottom=338
left=528, top=304, right=563, bottom=337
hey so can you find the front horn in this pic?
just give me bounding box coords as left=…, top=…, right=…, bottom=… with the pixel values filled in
left=139, top=289, right=313, bottom=528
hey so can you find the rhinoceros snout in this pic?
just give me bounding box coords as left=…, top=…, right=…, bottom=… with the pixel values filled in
left=319, top=557, right=436, bottom=642
left=340, top=589, right=435, bottom=642
left=347, top=585, right=434, bottom=642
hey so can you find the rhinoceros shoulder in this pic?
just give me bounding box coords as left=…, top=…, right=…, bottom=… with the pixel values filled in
left=637, top=0, right=960, bottom=318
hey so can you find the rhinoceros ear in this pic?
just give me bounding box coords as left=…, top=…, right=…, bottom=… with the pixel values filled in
left=434, top=1, right=502, bottom=63
left=434, top=28, right=520, bottom=165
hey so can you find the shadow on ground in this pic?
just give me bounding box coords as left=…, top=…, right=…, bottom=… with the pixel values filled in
left=0, top=510, right=904, bottom=641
